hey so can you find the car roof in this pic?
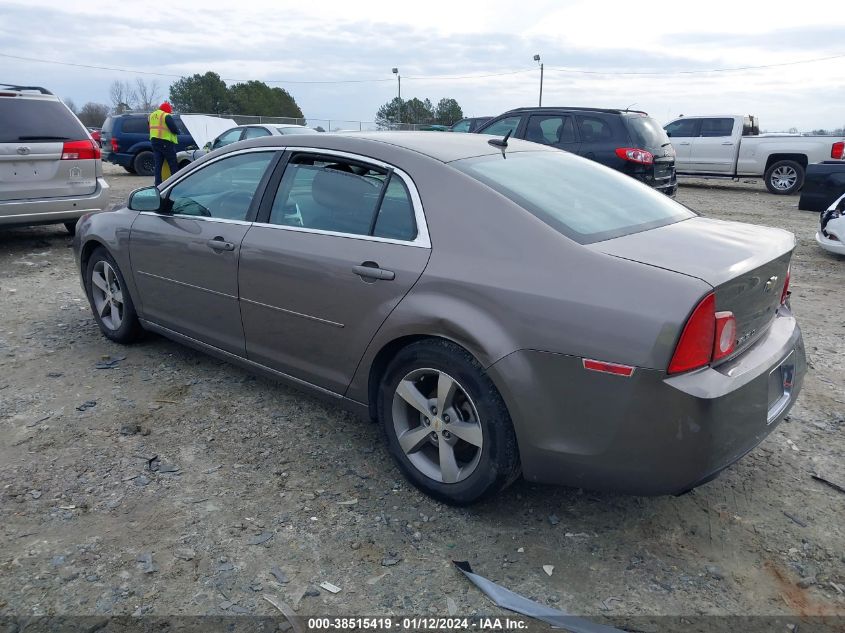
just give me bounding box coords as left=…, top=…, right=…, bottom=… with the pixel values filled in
left=233, top=130, right=554, bottom=163
left=500, top=106, right=650, bottom=117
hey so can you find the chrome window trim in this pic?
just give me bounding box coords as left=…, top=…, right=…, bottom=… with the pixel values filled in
left=156, top=146, right=431, bottom=247
left=137, top=212, right=252, bottom=226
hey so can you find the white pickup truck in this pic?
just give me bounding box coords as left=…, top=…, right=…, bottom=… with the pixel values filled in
left=664, top=115, right=845, bottom=195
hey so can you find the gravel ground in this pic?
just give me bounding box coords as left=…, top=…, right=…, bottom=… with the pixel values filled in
left=0, top=165, right=843, bottom=625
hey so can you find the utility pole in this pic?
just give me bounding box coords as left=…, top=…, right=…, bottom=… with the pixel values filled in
left=533, top=54, right=543, bottom=107
left=392, top=67, right=401, bottom=128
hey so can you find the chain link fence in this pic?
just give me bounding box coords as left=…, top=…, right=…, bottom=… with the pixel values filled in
left=181, top=112, right=448, bottom=132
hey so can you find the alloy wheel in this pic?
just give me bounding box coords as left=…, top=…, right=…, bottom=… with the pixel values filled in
left=770, top=165, right=798, bottom=191
left=391, top=368, right=483, bottom=484
left=91, top=260, right=124, bottom=331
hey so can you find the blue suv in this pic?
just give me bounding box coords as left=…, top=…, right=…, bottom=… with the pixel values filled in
left=100, top=113, right=195, bottom=176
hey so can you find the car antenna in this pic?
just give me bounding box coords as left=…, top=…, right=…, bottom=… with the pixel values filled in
left=488, top=129, right=511, bottom=149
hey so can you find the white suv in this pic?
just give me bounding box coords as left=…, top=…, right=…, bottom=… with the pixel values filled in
left=0, top=84, right=110, bottom=233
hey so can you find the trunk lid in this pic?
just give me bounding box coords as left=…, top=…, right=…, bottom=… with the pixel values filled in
left=589, top=216, right=794, bottom=355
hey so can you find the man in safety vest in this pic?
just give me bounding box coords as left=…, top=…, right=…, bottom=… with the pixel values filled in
left=148, top=102, right=180, bottom=186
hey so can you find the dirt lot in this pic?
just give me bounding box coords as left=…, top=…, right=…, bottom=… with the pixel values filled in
left=1, top=164, right=843, bottom=627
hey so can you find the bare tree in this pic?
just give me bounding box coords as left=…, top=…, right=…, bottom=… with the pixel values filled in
left=134, top=78, right=161, bottom=111
left=109, top=79, right=137, bottom=113
left=78, top=102, right=111, bottom=128
left=63, top=97, right=77, bottom=113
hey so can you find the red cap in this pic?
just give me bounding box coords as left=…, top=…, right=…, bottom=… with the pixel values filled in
left=159, top=102, right=173, bottom=113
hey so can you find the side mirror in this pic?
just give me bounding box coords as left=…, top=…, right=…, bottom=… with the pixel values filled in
left=204, top=142, right=212, bottom=150
left=128, top=186, right=164, bottom=212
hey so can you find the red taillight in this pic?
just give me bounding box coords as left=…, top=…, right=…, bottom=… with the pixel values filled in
left=110, top=137, right=119, bottom=153
left=61, top=139, right=100, bottom=160
left=615, top=147, right=654, bottom=165
left=668, top=293, right=716, bottom=374
left=832, top=141, right=844, bottom=160
left=713, top=311, right=736, bottom=361
left=780, top=267, right=790, bottom=305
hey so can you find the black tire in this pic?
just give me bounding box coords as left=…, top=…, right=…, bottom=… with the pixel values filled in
left=84, top=247, right=143, bottom=344
left=64, top=220, right=77, bottom=235
left=123, top=164, right=137, bottom=174
left=764, top=159, right=804, bottom=195
left=133, top=151, right=155, bottom=177
left=377, top=339, right=520, bottom=505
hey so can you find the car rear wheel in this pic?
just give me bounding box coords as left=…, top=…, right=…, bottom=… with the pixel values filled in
left=765, top=159, right=804, bottom=195
left=133, top=151, right=155, bottom=177
left=378, top=339, right=520, bottom=505
left=84, top=248, right=143, bottom=344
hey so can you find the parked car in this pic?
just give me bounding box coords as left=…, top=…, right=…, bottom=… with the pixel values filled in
left=100, top=112, right=195, bottom=176
left=0, top=84, right=109, bottom=233
left=74, top=132, right=804, bottom=504
left=798, top=160, right=845, bottom=211
left=87, top=127, right=102, bottom=144
left=476, top=107, right=677, bottom=196
left=664, top=115, right=845, bottom=195
left=176, top=124, right=317, bottom=166
left=817, top=193, right=845, bottom=256
left=449, top=117, right=492, bottom=133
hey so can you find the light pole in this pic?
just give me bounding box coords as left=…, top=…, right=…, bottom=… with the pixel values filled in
left=533, top=54, right=543, bottom=107
left=392, top=67, right=401, bottom=129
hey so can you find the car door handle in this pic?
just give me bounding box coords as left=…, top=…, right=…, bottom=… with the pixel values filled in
left=206, top=237, right=235, bottom=252
left=353, top=264, right=395, bottom=281
left=721, top=142, right=734, bottom=146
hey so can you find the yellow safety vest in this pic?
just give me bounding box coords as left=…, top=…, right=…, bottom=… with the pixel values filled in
left=149, top=110, right=177, bottom=143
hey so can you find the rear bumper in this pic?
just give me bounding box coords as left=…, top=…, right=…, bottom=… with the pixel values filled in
left=487, top=309, right=806, bottom=495
left=105, top=152, right=134, bottom=168
left=0, top=178, right=110, bottom=227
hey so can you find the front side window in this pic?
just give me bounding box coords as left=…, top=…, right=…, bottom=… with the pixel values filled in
left=453, top=151, right=694, bottom=244
left=699, top=118, right=735, bottom=137
left=665, top=118, right=700, bottom=138
left=167, top=151, right=275, bottom=220
left=269, top=155, right=417, bottom=240
left=481, top=116, right=522, bottom=137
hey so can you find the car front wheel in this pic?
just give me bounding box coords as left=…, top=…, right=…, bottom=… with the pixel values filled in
left=84, top=248, right=143, bottom=343
left=378, top=339, right=520, bottom=505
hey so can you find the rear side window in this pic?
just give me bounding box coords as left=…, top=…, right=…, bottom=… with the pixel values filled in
left=269, top=155, right=417, bottom=240
left=120, top=117, right=148, bottom=134
left=699, top=118, right=734, bottom=137
left=626, top=116, right=671, bottom=148
left=0, top=99, right=87, bottom=142
left=453, top=151, right=694, bottom=244
left=576, top=116, right=613, bottom=143
left=524, top=115, right=576, bottom=145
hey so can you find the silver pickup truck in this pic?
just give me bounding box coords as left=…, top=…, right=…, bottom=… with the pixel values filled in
left=664, top=114, right=845, bottom=195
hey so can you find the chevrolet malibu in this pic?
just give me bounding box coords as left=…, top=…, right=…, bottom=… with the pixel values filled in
left=73, top=132, right=806, bottom=505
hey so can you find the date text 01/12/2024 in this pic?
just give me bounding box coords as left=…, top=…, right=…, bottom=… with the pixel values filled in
left=306, top=617, right=529, bottom=630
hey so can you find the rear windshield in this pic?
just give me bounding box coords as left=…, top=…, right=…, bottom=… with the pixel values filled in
left=274, top=126, right=314, bottom=135
left=625, top=115, right=671, bottom=149
left=0, top=98, right=88, bottom=143
left=452, top=151, right=694, bottom=244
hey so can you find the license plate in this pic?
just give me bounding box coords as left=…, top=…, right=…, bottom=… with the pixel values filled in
left=767, top=352, right=794, bottom=425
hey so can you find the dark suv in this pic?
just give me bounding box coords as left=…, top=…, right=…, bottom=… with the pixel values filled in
left=100, top=113, right=195, bottom=177
left=476, top=107, right=677, bottom=196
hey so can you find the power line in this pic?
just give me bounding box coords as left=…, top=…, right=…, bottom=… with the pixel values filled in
left=546, top=53, right=845, bottom=76
left=2, top=50, right=843, bottom=85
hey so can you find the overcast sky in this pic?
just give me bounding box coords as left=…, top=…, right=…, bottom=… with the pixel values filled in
left=2, top=0, right=843, bottom=131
